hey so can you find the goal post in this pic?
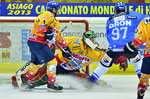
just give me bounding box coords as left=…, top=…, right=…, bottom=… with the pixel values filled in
left=0, top=19, right=90, bottom=74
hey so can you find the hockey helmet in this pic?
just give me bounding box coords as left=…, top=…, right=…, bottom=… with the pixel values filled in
left=47, top=1, right=60, bottom=12
left=115, top=2, right=125, bottom=12
left=83, top=30, right=96, bottom=42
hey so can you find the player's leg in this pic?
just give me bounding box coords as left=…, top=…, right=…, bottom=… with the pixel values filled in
left=88, top=51, right=121, bottom=82
left=137, top=74, right=149, bottom=99
left=126, top=51, right=142, bottom=78
left=137, top=57, right=150, bottom=99
left=27, top=43, right=63, bottom=90
left=46, top=58, right=63, bottom=91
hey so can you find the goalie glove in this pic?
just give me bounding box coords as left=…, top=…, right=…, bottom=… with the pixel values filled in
left=62, top=46, right=72, bottom=60
left=124, top=42, right=137, bottom=53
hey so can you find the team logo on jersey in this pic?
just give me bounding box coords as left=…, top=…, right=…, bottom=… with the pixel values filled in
left=73, top=38, right=81, bottom=45
left=114, top=15, right=125, bottom=22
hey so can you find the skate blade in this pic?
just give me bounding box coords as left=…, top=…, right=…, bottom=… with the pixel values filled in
left=19, top=87, right=33, bottom=92
left=47, top=88, right=63, bottom=93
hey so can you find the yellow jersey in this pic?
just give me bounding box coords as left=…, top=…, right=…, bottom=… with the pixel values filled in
left=134, top=17, right=150, bottom=57
left=55, top=37, right=104, bottom=70
left=28, top=11, right=65, bottom=46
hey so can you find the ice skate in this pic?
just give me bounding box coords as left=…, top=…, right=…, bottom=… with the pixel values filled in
left=47, top=82, right=63, bottom=92
left=137, top=88, right=145, bottom=99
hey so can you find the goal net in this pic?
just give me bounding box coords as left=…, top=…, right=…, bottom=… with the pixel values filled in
left=0, top=19, right=89, bottom=83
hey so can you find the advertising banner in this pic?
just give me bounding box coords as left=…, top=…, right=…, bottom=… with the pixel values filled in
left=0, top=3, right=150, bottom=17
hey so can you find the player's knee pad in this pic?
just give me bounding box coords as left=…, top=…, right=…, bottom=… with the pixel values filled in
left=100, top=53, right=112, bottom=67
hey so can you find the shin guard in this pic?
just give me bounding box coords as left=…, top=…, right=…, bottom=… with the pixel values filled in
left=47, top=58, right=57, bottom=84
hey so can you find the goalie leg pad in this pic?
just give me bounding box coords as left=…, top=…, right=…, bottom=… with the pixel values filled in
left=11, top=74, right=26, bottom=88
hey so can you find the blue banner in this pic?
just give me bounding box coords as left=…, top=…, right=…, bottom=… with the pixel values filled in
left=0, top=3, right=150, bottom=17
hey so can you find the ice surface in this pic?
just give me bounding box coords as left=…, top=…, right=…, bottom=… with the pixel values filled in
left=0, top=75, right=149, bottom=99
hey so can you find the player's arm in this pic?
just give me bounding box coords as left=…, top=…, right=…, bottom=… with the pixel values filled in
left=56, top=34, right=72, bottom=60
left=124, top=20, right=146, bottom=53
left=32, top=12, right=55, bottom=40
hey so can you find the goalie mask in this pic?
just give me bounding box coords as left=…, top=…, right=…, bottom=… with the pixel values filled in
left=83, top=30, right=96, bottom=43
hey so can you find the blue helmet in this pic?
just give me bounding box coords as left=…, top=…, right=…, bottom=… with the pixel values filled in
left=115, top=2, right=125, bottom=12
left=47, top=1, right=60, bottom=12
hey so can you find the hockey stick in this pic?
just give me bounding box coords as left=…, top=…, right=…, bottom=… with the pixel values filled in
left=85, top=38, right=110, bottom=51
left=61, top=21, right=72, bottom=32
left=16, top=60, right=31, bottom=88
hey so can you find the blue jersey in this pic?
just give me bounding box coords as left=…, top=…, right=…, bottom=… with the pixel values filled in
left=106, top=11, right=147, bottom=50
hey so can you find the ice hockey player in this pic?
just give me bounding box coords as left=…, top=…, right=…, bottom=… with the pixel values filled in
left=13, top=1, right=72, bottom=91
left=124, top=17, right=150, bottom=99
left=88, top=2, right=147, bottom=83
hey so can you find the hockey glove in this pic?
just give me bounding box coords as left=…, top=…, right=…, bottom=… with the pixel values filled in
left=119, top=61, right=128, bottom=72
left=62, top=46, right=72, bottom=60
left=124, top=42, right=137, bottom=53
left=45, top=31, right=54, bottom=41
left=114, top=56, right=128, bottom=72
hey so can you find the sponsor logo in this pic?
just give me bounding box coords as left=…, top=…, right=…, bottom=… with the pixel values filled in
left=1, top=50, right=11, bottom=61
left=103, top=55, right=109, bottom=63
left=114, top=15, right=125, bottom=22
left=72, top=53, right=91, bottom=63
